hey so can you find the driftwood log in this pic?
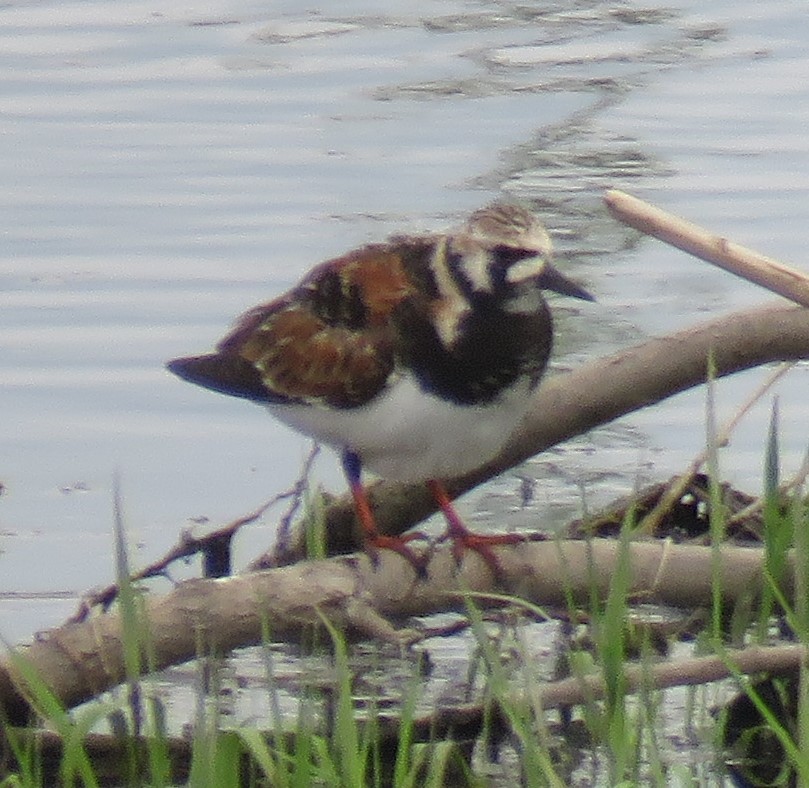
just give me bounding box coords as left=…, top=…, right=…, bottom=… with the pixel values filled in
left=1, top=537, right=809, bottom=724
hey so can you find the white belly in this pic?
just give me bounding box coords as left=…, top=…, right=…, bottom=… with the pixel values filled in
left=265, top=372, right=535, bottom=482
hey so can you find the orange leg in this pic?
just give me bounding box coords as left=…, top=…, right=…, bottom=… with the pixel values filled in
left=343, top=451, right=428, bottom=575
left=428, top=479, right=525, bottom=579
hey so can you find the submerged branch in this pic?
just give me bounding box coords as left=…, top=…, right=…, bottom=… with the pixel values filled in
left=13, top=640, right=805, bottom=785
left=0, top=538, right=804, bottom=723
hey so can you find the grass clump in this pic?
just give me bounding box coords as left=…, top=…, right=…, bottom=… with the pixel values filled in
left=6, top=392, right=809, bottom=786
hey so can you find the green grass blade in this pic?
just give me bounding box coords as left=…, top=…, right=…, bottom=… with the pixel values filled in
left=238, top=728, right=282, bottom=784
left=760, top=398, right=794, bottom=639
left=461, top=591, right=564, bottom=788
left=317, top=611, right=366, bottom=787
left=1, top=642, right=100, bottom=787
left=704, top=351, right=726, bottom=642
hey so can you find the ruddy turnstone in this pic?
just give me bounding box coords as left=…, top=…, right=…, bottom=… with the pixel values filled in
left=168, top=202, right=593, bottom=576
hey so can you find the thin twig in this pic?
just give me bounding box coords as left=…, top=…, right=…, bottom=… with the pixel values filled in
left=247, top=444, right=321, bottom=570
left=269, top=443, right=321, bottom=553
left=727, top=443, right=809, bottom=532
left=68, top=447, right=321, bottom=623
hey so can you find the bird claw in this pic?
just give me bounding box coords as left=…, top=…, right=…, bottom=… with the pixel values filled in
left=366, top=531, right=431, bottom=578
left=438, top=530, right=527, bottom=583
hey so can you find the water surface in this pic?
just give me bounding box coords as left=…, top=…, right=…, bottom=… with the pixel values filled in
left=1, top=0, right=807, bottom=685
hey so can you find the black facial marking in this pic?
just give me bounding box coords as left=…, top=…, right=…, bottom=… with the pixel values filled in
left=445, top=246, right=476, bottom=300
left=444, top=244, right=542, bottom=306
left=394, top=297, right=553, bottom=405
left=488, top=245, right=544, bottom=292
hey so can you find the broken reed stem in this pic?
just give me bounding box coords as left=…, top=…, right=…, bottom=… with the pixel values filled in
left=637, top=362, right=795, bottom=535
left=604, top=189, right=809, bottom=308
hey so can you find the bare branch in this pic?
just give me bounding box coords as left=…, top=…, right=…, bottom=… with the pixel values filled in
left=533, top=642, right=805, bottom=710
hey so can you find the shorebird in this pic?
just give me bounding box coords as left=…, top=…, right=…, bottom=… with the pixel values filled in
left=168, top=202, right=593, bottom=575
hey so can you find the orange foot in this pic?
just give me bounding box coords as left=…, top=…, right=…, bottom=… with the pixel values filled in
left=428, top=479, right=537, bottom=582
left=349, top=477, right=429, bottom=577
left=343, top=450, right=430, bottom=576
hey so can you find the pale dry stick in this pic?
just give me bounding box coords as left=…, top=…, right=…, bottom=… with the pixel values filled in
left=638, top=361, right=796, bottom=535
left=604, top=189, right=809, bottom=307
left=532, top=643, right=807, bottom=711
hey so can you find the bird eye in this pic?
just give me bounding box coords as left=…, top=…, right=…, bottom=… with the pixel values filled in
left=493, top=246, right=544, bottom=285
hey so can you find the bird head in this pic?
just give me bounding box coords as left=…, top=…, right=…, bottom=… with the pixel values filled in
left=456, top=201, right=594, bottom=303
